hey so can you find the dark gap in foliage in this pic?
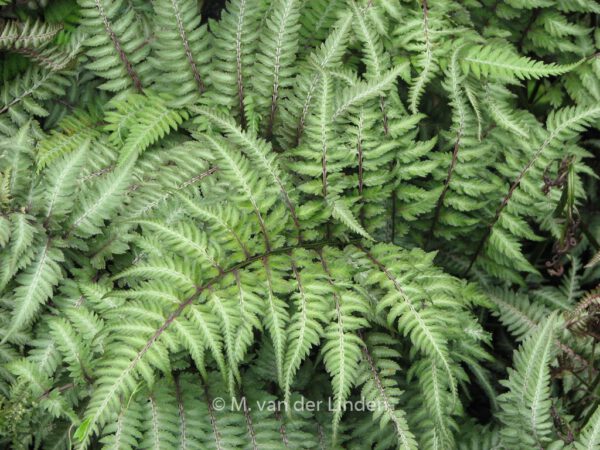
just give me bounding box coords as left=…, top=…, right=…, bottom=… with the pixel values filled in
left=463, top=364, right=493, bottom=424
left=486, top=311, right=518, bottom=376
left=201, top=0, right=227, bottom=23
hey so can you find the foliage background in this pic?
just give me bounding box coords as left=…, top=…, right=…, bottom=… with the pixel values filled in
left=0, top=0, right=599, bottom=449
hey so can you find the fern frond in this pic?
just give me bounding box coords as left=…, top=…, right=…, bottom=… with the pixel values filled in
left=498, top=314, right=558, bottom=449
left=0, top=66, right=71, bottom=119
left=484, top=84, right=530, bottom=138
left=43, top=141, right=89, bottom=221
left=298, top=0, right=344, bottom=49
left=78, top=0, right=150, bottom=92
left=75, top=321, right=172, bottom=447
left=278, top=11, right=352, bottom=146
left=355, top=244, right=458, bottom=402
left=565, top=286, right=600, bottom=336
left=0, top=19, right=63, bottom=50
left=461, top=44, right=580, bottom=80
left=333, top=65, right=404, bottom=120
left=48, top=317, right=91, bottom=381
left=319, top=247, right=367, bottom=441
left=68, top=162, right=132, bottom=237
left=194, top=106, right=301, bottom=239
left=252, top=0, right=301, bottom=136
left=407, top=1, right=437, bottom=114
left=350, top=0, right=389, bottom=80
left=585, top=249, right=600, bottom=268
left=260, top=256, right=290, bottom=387
left=177, top=193, right=251, bottom=258
left=0, top=216, right=10, bottom=247
left=200, top=133, right=277, bottom=251
left=208, top=0, right=263, bottom=122
left=205, top=286, right=244, bottom=394
left=0, top=213, right=37, bottom=290
left=151, top=0, right=210, bottom=107
left=107, top=94, right=188, bottom=165
left=134, top=219, right=223, bottom=273
left=37, top=111, right=100, bottom=170
left=414, top=358, right=457, bottom=449
left=283, top=250, right=329, bottom=404
left=3, top=240, right=64, bottom=342
left=99, top=393, right=144, bottom=450
left=467, top=103, right=600, bottom=274
left=358, top=332, right=417, bottom=450
left=488, top=288, right=549, bottom=341
left=575, top=406, right=600, bottom=450
left=230, top=268, right=263, bottom=370
left=328, top=197, right=373, bottom=240
left=141, top=379, right=180, bottom=449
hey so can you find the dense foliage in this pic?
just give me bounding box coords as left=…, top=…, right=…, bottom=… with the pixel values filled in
left=0, top=0, right=599, bottom=449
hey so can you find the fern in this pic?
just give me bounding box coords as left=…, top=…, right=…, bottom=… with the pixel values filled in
left=466, top=103, right=600, bottom=276
left=0, top=1, right=599, bottom=449
left=2, top=241, right=64, bottom=342
left=575, top=406, right=600, bottom=450
left=0, top=19, right=63, bottom=50
left=357, top=332, right=417, bottom=450
left=151, top=0, right=210, bottom=107
left=77, top=0, right=150, bottom=92
left=208, top=0, right=264, bottom=124
left=497, top=314, right=558, bottom=448
left=461, top=44, right=582, bottom=80
left=105, top=93, right=189, bottom=164
left=252, top=0, right=301, bottom=136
